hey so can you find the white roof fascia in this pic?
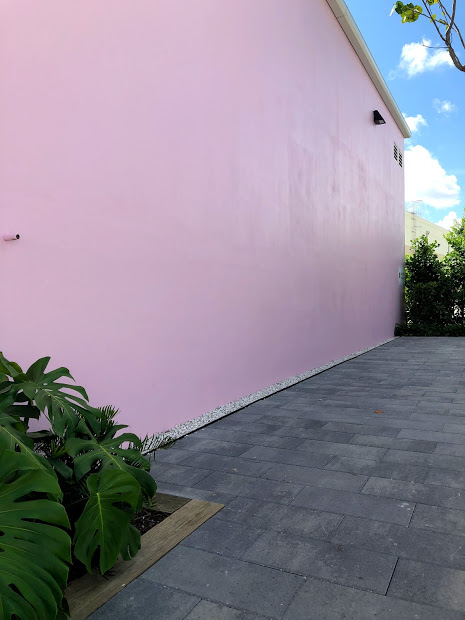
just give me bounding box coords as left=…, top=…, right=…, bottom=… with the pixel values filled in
left=326, top=0, right=411, bottom=138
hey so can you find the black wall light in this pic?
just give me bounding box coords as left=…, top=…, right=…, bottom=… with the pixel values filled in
left=373, top=110, right=386, bottom=125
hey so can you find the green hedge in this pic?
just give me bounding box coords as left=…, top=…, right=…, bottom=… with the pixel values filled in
left=398, top=219, right=465, bottom=336
left=395, top=323, right=465, bottom=337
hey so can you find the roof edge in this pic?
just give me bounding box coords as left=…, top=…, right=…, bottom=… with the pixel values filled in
left=325, top=0, right=411, bottom=139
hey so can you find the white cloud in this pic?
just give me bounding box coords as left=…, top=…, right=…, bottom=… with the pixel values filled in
left=405, top=145, right=461, bottom=208
left=403, top=113, right=428, bottom=133
left=433, top=98, right=458, bottom=114
left=436, top=211, right=461, bottom=230
left=397, top=40, right=453, bottom=77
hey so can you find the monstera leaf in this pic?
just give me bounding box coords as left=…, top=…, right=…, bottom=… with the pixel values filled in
left=0, top=412, right=54, bottom=475
left=0, top=450, right=71, bottom=620
left=66, top=428, right=156, bottom=501
left=0, top=352, right=96, bottom=437
left=74, top=470, right=141, bottom=573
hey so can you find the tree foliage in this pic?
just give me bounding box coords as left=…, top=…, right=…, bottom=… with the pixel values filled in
left=392, top=1, right=465, bottom=73
left=397, top=217, right=465, bottom=335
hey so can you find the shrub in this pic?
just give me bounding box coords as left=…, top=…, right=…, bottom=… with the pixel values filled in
left=0, top=352, right=157, bottom=619
left=400, top=229, right=465, bottom=336
left=395, top=323, right=465, bottom=336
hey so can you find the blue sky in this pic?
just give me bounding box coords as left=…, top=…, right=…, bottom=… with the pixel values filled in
left=346, top=0, right=464, bottom=229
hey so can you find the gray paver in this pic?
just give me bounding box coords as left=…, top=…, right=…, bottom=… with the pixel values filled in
left=332, top=515, right=465, bottom=570
left=142, top=546, right=304, bottom=619
left=180, top=518, right=264, bottom=558
left=361, top=476, right=465, bottom=510
left=275, top=427, right=356, bottom=443
left=184, top=601, right=267, bottom=620
left=239, top=445, right=332, bottom=468
left=449, top=404, right=465, bottom=414
left=150, top=462, right=212, bottom=486
left=96, top=338, right=465, bottom=618
left=398, top=429, right=465, bottom=445
left=388, top=558, right=465, bottom=612
left=243, top=530, right=397, bottom=593
left=194, top=471, right=303, bottom=504
left=321, top=422, right=400, bottom=437
left=283, top=576, right=463, bottom=620
left=262, top=463, right=368, bottom=491
left=411, top=413, right=465, bottom=424
left=291, top=485, right=414, bottom=525
left=296, top=440, right=387, bottom=461
left=349, top=434, right=437, bottom=452
left=383, top=448, right=465, bottom=471
left=153, top=447, right=192, bottom=464
left=180, top=452, right=274, bottom=477
left=210, top=419, right=283, bottom=435
left=349, top=406, right=416, bottom=419
left=268, top=406, right=372, bottom=423
left=419, top=395, right=454, bottom=402
left=89, top=580, right=199, bottom=620
left=326, top=456, right=428, bottom=482
left=365, top=418, right=444, bottom=431
left=410, top=503, right=465, bottom=536
left=217, top=411, right=265, bottom=422
left=424, top=467, right=465, bottom=489
left=435, top=443, right=465, bottom=457
left=175, top=436, right=253, bottom=456
left=216, top=496, right=343, bottom=539
left=415, top=402, right=453, bottom=414
left=197, top=427, right=305, bottom=450
left=154, top=481, right=236, bottom=505
left=258, top=414, right=327, bottom=430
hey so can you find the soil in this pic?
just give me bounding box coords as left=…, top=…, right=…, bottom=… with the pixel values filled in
left=133, top=508, right=170, bottom=535
left=67, top=508, right=171, bottom=583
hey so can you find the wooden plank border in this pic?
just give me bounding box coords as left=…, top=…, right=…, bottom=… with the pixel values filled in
left=67, top=498, right=224, bottom=619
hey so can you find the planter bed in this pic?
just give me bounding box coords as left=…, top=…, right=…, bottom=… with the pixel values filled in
left=66, top=493, right=224, bottom=619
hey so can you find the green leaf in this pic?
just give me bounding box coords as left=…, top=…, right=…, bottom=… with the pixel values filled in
left=0, top=355, right=94, bottom=437
left=0, top=353, right=23, bottom=379
left=0, top=450, right=71, bottom=620
left=120, top=523, right=141, bottom=562
left=0, top=384, right=21, bottom=413
left=74, top=470, right=140, bottom=573
left=0, top=413, right=57, bottom=479
left=48, top=458, right=74, bottom=481
left=3, top=404, right=40, bottom=421
left=66, top=429, right=156, bottom=501
left=26, top=357, right=51, bottom=382
left=15, top=380, right=88, bottom=438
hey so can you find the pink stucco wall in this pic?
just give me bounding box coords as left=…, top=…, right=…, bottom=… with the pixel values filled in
left=0, top=1, right=404, bottom=436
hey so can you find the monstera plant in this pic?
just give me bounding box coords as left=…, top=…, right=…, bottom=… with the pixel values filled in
left=0, top=352, right=157, bottom=619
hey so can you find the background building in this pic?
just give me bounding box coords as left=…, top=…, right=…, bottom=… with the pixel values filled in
left=405, top=211, right=449, bottom=259
left=0, top=0, right=409, bottom=436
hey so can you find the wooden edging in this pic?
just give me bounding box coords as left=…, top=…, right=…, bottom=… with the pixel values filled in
left=67, top=498, right=224, bottom=620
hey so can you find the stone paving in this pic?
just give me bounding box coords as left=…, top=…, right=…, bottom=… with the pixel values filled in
left=92, top=338, right=465, bottom=619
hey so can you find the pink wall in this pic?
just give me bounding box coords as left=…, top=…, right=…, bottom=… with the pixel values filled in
left=0, top=0, right=404, bottom=436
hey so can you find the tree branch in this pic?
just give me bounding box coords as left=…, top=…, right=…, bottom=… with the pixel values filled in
left=421, top=38, right=448, bottom=49
left=445, top=0, right=465, bottom=71
left=445, top=0, right=456, bottom=44
left=421, top=0, right=447, bottom=42
left=423, top=0, right=465, bottom=72
left=438, top=0, right=465, bottom=47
